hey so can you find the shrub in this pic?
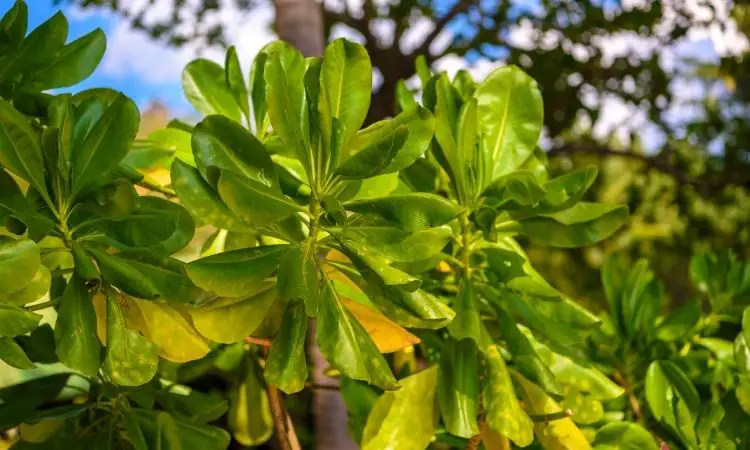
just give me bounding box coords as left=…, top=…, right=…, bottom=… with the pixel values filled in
left=1, top=1, right=747, bottom=449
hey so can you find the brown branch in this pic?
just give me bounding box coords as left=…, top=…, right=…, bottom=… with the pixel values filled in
left=547, top=144, right=702, bottom=189
left=244, top=336, right=273, bottom=347
left=465, top=421, right=485, bottom=450
left=267, top=384, right=301, bottom=450
left=412, top=0, right=476, bottom=58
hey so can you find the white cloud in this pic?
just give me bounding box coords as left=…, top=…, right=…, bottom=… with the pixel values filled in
left=76, top=0, right=276, bottom=87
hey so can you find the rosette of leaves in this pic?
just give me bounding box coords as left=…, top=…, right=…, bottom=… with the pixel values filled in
left=351, top=59, right=631, bottom=449
left=171, top=38, right=457, bottom=394
left=0, top=4, right=230, bottom=448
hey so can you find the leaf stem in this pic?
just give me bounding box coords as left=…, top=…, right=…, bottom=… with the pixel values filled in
left=136, top=179, right=176, bottom=197
left=26, top=298, right=60, bottom=312
left=244, top=336, right=273, bottom=347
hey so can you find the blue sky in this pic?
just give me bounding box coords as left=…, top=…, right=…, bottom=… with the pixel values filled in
left=2, top=0, right=198, bottom=112
left=2, top=0, right=747, bottom=151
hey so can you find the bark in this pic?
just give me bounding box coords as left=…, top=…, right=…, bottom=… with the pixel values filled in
left=272, top=0, right=324, bottom=57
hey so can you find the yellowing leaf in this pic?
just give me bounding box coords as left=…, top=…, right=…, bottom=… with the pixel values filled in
left=93, top=293, right=210, bottom=362
left=515, top=374, right=591, bottom=450
left=20, top=420, right=63, bottom=443
left=130, top=299, right=210, bottom=362
left=482, top=425, right=511, bottom=450
left=342, top=298, right=419, bottom=353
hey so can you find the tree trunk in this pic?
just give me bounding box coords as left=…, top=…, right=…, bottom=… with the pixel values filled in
left=270, top=2, right=355, bottom=448
left=272, top=0, right=324, bottom=57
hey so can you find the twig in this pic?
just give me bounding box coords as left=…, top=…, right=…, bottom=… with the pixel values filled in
left=135, top=179, right=176, bottom=197
left=465, top=421, right=485, bottom=450
left=267, top=384, right=301, bottom=450
left=244, top=336, right=273, bottom=347
left=529, top=409, right=573, bottom=423
left=547, top=144, right=701, bottom=189
left=26, top=298, right=60, bottom=312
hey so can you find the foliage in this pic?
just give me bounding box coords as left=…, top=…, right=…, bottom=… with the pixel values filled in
left=0, top=1, right=747, bottom=449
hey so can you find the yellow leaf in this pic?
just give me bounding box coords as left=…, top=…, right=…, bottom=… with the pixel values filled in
left=130, top=299, right=210, bottom=362
left=20, top=420, right=63, bottom=443
left=93, top=293, right=107, bottom=343
left=482, top=425, right=511, bottom=450
left=515, top=374, right=592, bottom=450
left=342, top=298, right=420, bottom=353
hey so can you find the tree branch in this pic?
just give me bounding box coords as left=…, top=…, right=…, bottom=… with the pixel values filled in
left=547, top=144, right=701, bottom=188
left=412, top=0, right=476, bottom=58
left=267, top=384, right=301, bottom=450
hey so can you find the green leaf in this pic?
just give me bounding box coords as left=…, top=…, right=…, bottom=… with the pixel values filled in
left=0, top=11, right=67, bottom=83
left=182, top=58, right=241, bottom=122
left=447, top=280, right=483, bottom=345
left=55, top=276, right=100, bottom=376
left=230, top=354, right=273, bottom=446
left=225, top=46, right=250, bottom=120
left=437, top=338, right=480, bottom=438
left=341, top=224, right=451, bottom=263
left=320, top=39, right=371, bottom=151
left=513, top=202, right=628, bottom=248
left=0, top=337, right=35, bottom=369
left=345, top=193, right=461, bottom=232
left=264, top=43, right=308, bottom=165
left=153, top=389, right=228, bottom=425
left=536, top=166, right=598, bottom=212
left=343, top=240, right=422, bottom=291
left=523, top=331, right=624, bottom=401
left=484, top=345, right=534, bottom=446
left=123, top=409, right=180, bottom=450
left=0, top=303, right=41, bottom=337
left=171, top=159, right=248, bottom=231
left=189, top=282, right=279, bottom=343
left=562, top=389, right=604, bottom=425
left=90, top=196, right=195, bottom=255
left=475, top=65, right=543, bottom=180
left=70, top=242, right=99, bottom=284
left=335, top=125, right=409, bottom=179
left=191, top=114, right=278, bottom=188
left=88, top=249, right=160, bottom=300
left=655, top=299, right=701, bottom=342
left=102, top=293, right=159, bottom=386
left=0, top=1, right=27, bottom=48
left=347, top=106, right=434, bottom=174
left=116, top=253, right=211, bottom=305
left=264, top=301, right=308, bottom=393
left=735, top=335, right=750, bottom=377
left=277, top=246, right=320, bottom=316
left=645, top=361, right=699, bottom=447
left=346, top=172, right=399, bottom=201
left=361, top=366, right=439, bottom=450
left=744, top=306, right=750, bottom=350
left=495, top=307, right=561, bottom=395
left=482, top=171, right=547, bottom=209
left=25, top=28, right=105, bottom=90
left=592, top=422, right=658, bottom=450
left=218, top=170, right=303, bottom=227
left=70, top=93, right=139, bottom=197
left=0, top=266, right=49, bottom=307
left=317, top=278, right=398, bottom=390
left=249, top=48, right=268, bottom=134
left=0, top=98, right=48, bottom=200
left=186, top=245, right=287, bottom=298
